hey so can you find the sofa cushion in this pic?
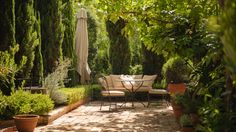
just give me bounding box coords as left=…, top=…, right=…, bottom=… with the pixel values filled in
left=142, top=75, right=157, bottom=87
left=98, top=77, right=107, bottom=90
left=104, top=75, right=113, bottom=88
left=133, top=75, right=143, bottom=79
left=110, top=75, right=123, bottom=87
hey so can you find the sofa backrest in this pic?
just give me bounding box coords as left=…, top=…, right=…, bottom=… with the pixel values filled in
left=142, top=75, right=157, bottom=87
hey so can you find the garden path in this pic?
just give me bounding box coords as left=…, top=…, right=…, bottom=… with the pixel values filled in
left=36, top=101, right=180, bottom=132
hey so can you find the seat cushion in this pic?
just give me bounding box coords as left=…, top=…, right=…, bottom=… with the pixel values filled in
left=149, top=89, right=169, bottom=94
left=101, top=90, right=125, bottom=96
left=136, top=86, right=152, bottom=92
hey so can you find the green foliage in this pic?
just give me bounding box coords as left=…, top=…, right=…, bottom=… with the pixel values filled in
left=37, top=0, right=65, bottom=74
left=62, top=0, right=77, bottom=86
left=162, top=56, right=190, bottom=84
left=15, top=0, right=39, bottom=79
left=221, top=0, right=236, bottom=81
left=171, top=94, right=185, bottom=105
left=142, top=48, right=165, bottom=79
left=106, top=18, right=131, bottom=74
left=129, top=64, right=142, bottom=75
left=43, top=59, right=71, bottom=105
left=180, top=114, right=193, bottom=127
left=0, top=45, right=27, bottom=95
left=31, top=14, right=44, bottom=86
left=60, top=86, right=90, bottom=104
left=0, top=92, right=7, bottom=115
left=0, top=0, right=16, bottom=51
left=0, top=90, right=54, bottom=119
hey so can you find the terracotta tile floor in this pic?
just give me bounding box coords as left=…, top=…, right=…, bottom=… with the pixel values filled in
left=36, top=101, right=180, bottom=132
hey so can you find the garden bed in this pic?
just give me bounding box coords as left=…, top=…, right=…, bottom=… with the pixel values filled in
left=0, top=98, right=89, bottom=129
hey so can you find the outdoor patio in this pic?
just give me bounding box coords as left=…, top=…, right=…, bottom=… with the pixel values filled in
left=36, top=101, right=180, bottom=132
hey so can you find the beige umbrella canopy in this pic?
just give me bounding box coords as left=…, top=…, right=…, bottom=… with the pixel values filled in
left=75, top=8, right=91, bottom=84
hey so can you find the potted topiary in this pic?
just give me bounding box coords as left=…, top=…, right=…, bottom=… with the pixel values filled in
left=180, top=114, right=194, bottom=132
left=162, top=56, right=191, bottom=94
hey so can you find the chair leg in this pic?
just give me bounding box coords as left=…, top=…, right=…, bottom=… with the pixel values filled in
left=100, top=96, right=104, bottom=110
left=147, top=93, right=150, bottom=108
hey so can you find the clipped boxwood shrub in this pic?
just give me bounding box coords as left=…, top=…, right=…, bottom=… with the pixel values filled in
left=162, top=56, right=191, bottom=84
left=0, top=90, right=54, bottom=120
left=60, top=87, right=88, bottom=105
left=60, top=84, right=101, bottom=104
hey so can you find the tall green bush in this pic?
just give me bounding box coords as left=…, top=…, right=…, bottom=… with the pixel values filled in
left=62, top=0, right=77, bottom=86
left=37, top=0, right=65, bottom=74
left=106, top=18, right=131, bottom=74
left=142, top=44, right=165, bottom=80
left=31, top=13, right=44, bottom=86
left=15, top=0, right=39, bottom=79
left=0, top=0, right=16, bottom=51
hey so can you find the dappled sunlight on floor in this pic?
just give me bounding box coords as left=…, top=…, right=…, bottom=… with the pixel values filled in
left=36, top=101, right=180, bottom=132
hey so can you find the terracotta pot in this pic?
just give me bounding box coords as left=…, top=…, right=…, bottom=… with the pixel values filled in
left=13, top=114, right=39, bottom=132
left=190, top=113, right=200, bottom=125
left=171, top=102, right=183, bottom=121
left=168, top=83, right=186, bottom=94
left=181, top=127, right=194, bottom=132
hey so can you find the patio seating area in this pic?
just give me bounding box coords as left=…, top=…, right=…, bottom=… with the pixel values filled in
left=36, top=101, right=180, bottom=132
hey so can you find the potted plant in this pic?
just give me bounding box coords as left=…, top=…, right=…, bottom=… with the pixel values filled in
left=162, top=56, right=191, bottom=94
left=180, top=114, right=194, bottom=132
left=181, top=95, right=201, bottom=125
left=0, top=90, right=54, bottom=131
left=13, top=114, right=39, bottom=132
left=171, top=94, right=185, bottom=121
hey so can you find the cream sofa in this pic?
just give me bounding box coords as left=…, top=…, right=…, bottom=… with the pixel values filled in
left=100, top=74, right=157, bottom=92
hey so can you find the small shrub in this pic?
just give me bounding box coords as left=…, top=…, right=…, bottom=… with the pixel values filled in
left=0, top=90, right=54, bottom=119
left=162, top=56, right=191, bottom=84
left=43, top=58, right=71, bottom=105
left=30, top=94, right=54, bottom=115
left=0, top=92, right=7, bottom=115
left=180, top=114, right=193, bottom=127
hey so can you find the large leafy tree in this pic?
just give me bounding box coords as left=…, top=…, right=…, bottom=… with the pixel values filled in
left=97, top=0, right=219, bottom=61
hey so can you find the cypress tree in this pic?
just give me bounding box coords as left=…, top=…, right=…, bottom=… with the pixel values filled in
left=87, top=12, right=98, bottom=80
left=15, top=0, right=39, bottom=79
left=106, top=18, right=131, bottom=74
left=62, top=0, right=77, bottom=86
left=31, top=13, right=44, bottom=86
left=0, top=0, right=16, bottom=50
left=37, top=0, right=64, bottom=74
left=87, top=13, right=98, bottom=69
left=0, top=0, right=16, bottom=95
left=142, top=43, right=165, bottom=81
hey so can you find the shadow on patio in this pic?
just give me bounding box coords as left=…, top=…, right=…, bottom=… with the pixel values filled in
left=36, top=101, right=180, bottom=132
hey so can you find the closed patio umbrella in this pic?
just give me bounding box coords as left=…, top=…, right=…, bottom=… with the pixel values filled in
left=75, top=8, right=91, bottom=84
